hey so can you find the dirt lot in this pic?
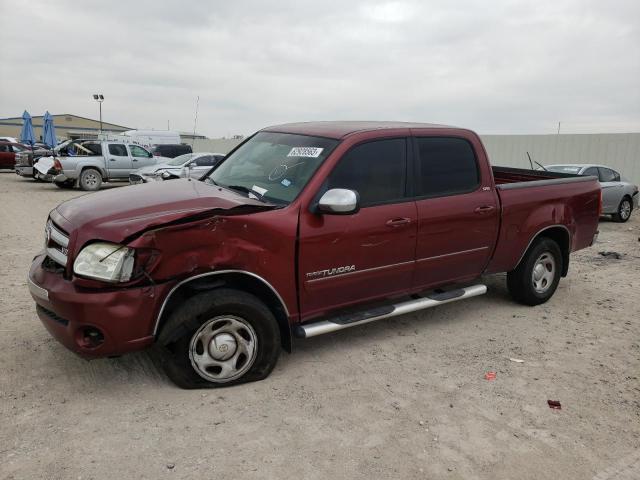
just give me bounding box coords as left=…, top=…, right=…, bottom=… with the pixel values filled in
left=0, top=172, right=638, bottom=480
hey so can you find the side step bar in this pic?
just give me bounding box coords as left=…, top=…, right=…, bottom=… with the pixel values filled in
left=294, top=284, right=487, bottom=339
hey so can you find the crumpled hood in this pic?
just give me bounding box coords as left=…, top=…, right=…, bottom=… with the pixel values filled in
left=54, top=179, right=273, bottom=245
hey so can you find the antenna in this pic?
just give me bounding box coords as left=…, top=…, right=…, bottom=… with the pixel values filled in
left=526, top=151, right=534, bottom=170
left=191, top=96, right=199, bottom=147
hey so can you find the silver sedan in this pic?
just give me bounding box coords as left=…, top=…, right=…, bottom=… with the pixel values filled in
left=129, top=152, right=225, bottom=184
left=546, top=164, right=639, bottom=222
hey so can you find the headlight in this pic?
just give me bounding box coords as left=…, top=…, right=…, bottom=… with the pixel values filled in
left=73, top=242, right=135, bottom=283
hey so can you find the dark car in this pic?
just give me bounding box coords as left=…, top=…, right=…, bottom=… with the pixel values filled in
left=0, top=141, right=29, bottom=169
left=150, top=144, right=193, bottom=159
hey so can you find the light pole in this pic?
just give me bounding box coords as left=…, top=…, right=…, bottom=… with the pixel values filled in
left=93, top=94, right=104, bottom=133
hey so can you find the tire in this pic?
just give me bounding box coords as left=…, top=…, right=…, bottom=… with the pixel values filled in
left=54, top=180, right=75, bottom=189
left=612, top=196, right=632, bottom=223
left=79, top=168, right=102, bottom=191
left=156, top=289, right=281, bottom=389
left=507, top=237, right=562, bottom=306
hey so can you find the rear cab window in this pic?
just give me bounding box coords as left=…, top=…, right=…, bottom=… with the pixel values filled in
left=413, top=137, right=479, bottom=198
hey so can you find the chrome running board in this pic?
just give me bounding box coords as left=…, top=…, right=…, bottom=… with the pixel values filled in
left=294, top=284, right=487, bottom=338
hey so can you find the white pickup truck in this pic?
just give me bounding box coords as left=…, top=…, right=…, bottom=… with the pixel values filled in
left=49, top=141, right=160, bottom=190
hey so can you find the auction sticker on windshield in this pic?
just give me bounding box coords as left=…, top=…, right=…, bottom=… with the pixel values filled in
left=288, top=147, right=324, bottom=158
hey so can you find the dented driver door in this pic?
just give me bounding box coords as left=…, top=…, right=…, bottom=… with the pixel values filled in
left=298, top=137, right=417, bottom=321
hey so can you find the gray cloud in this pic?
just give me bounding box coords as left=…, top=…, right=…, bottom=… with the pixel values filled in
left=1, top=0, right=638, bottom=136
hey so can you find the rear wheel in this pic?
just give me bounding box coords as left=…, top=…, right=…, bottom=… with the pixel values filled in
left=507, top=237, right=562, bottom=306
left=79, top=168, right=102, bottom=191
left=156, top=289, right=281, bottom=389
left=612, top=197, right=632, bottom=222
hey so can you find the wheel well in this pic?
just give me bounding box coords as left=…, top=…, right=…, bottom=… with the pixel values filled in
left=156, top=273, right=292, bottom=352
left=536, top=227, right=571, bottom=277
left=80, top=165, right=105, bottom=180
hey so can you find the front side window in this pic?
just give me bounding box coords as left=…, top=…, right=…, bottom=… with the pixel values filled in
left=207, top=131, right=338, bottom=205
left=129, top=145, right=151, bottom=158
left=415, top=137, right=479, bottom=198
left=327, top=138, right=407, bottom=207
left=108, top=144, right=128, bottom=156
left=582, top=167, right=599, bottom=177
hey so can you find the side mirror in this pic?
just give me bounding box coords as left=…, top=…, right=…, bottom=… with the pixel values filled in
left=317, top=188, right=359, bottom=215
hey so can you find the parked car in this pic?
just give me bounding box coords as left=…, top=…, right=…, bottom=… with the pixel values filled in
left=0, top=136, right=19, bottom=144
left=149, top=143, right=193, bottom=159
left=0, top=141, right=29, bottom=169
left=545, top=164, right=638, bottom=222
left=129, top=152, right=225, bottom=184
left=28, top=121, right=600, bottom=388
left=47, top=141, right=159, bottom=190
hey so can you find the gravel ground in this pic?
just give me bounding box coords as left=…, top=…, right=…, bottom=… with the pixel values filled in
left=0, top=172, right=638, bottom=480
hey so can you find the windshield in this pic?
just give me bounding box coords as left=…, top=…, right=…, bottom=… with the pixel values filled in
left=205, top=131, right=339, bottom=204
left=546, top=165, right=582, bottom=174
left=166, top=153, right=195, bottom=166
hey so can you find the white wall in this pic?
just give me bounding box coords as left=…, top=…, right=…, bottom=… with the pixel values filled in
left=191, top=138, right=244, bottom=154
left=192, top=133, right=640, bottom=185
left=481, top=133, right=640, bottom=185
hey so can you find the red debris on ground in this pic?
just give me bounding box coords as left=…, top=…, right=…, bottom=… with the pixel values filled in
left=547, top=400, right=562, bottom=409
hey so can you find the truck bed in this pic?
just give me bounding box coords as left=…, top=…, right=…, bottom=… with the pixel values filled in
left=492, top=166, right=595, bottom=189
left=485, top=166, right=601, bottom=275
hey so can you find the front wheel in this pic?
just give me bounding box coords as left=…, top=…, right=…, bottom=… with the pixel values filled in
left=507, top=237, right=562, bottom=306
left=156, top=289, right=281, bottom=389
left=612, top=197, right=632, bottom=223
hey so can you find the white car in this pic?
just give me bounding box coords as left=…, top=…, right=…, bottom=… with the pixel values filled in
left=128, top=152, right=224, bottom=184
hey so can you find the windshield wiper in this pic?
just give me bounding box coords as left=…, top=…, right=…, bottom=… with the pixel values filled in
left=225, top=184, right=266, bottom=202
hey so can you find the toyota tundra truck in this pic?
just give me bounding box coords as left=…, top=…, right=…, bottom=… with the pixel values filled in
left=28, top=121, right=601, bottom=388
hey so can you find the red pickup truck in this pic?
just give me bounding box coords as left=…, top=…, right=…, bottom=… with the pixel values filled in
left=28, top=122, right=601, bottom=388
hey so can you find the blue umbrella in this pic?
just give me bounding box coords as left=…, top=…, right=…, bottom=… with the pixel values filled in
left=42, top=111, right=57, bottom=147
left=20, top=110, right=35, bottom=146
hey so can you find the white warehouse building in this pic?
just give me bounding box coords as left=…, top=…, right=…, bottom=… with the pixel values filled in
left=193, top=132, right=640, bottom=185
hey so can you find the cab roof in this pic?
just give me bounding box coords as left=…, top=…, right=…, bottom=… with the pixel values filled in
left=262, top=121, right=456, bottom=139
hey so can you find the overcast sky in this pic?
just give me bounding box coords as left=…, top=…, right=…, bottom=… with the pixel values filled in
left=1, top=0, right=638, bottom=137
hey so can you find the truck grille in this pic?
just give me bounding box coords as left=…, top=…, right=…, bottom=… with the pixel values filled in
left=45, top=219, right=69, bottom=268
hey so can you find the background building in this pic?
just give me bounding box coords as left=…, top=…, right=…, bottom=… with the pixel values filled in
left=0, top=114, right=131, bottom=141
left=192, top=132, right=640, bottom=184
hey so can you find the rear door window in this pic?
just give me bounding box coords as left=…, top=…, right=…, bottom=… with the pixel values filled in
left=414, top=137, right=479, bottom=198
left=108, top=144, right=128, bottom=156
left=194, top=155, right=216, bottom=166
left=327, top=138, right=407, bottom=207
left=598, top=167, right=619, bottom=182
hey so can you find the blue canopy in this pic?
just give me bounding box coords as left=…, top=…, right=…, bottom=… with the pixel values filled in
left=20, top=111, right=35, bottom=146
left=42, top=111, right=57, bottom=148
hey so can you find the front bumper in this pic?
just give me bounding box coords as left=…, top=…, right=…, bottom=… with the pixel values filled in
left=28, top=253, right=174, bottom=358
left=15, top=166, right=34, bottom=177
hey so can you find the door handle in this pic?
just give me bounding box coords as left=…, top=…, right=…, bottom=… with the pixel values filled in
left=132, top=159, right=138, bottom=162
left=386, top=217, right=411, bottom=227
left=474, top=205, right=495, bottom=214
left=109, top=158, right=116, bottom=161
